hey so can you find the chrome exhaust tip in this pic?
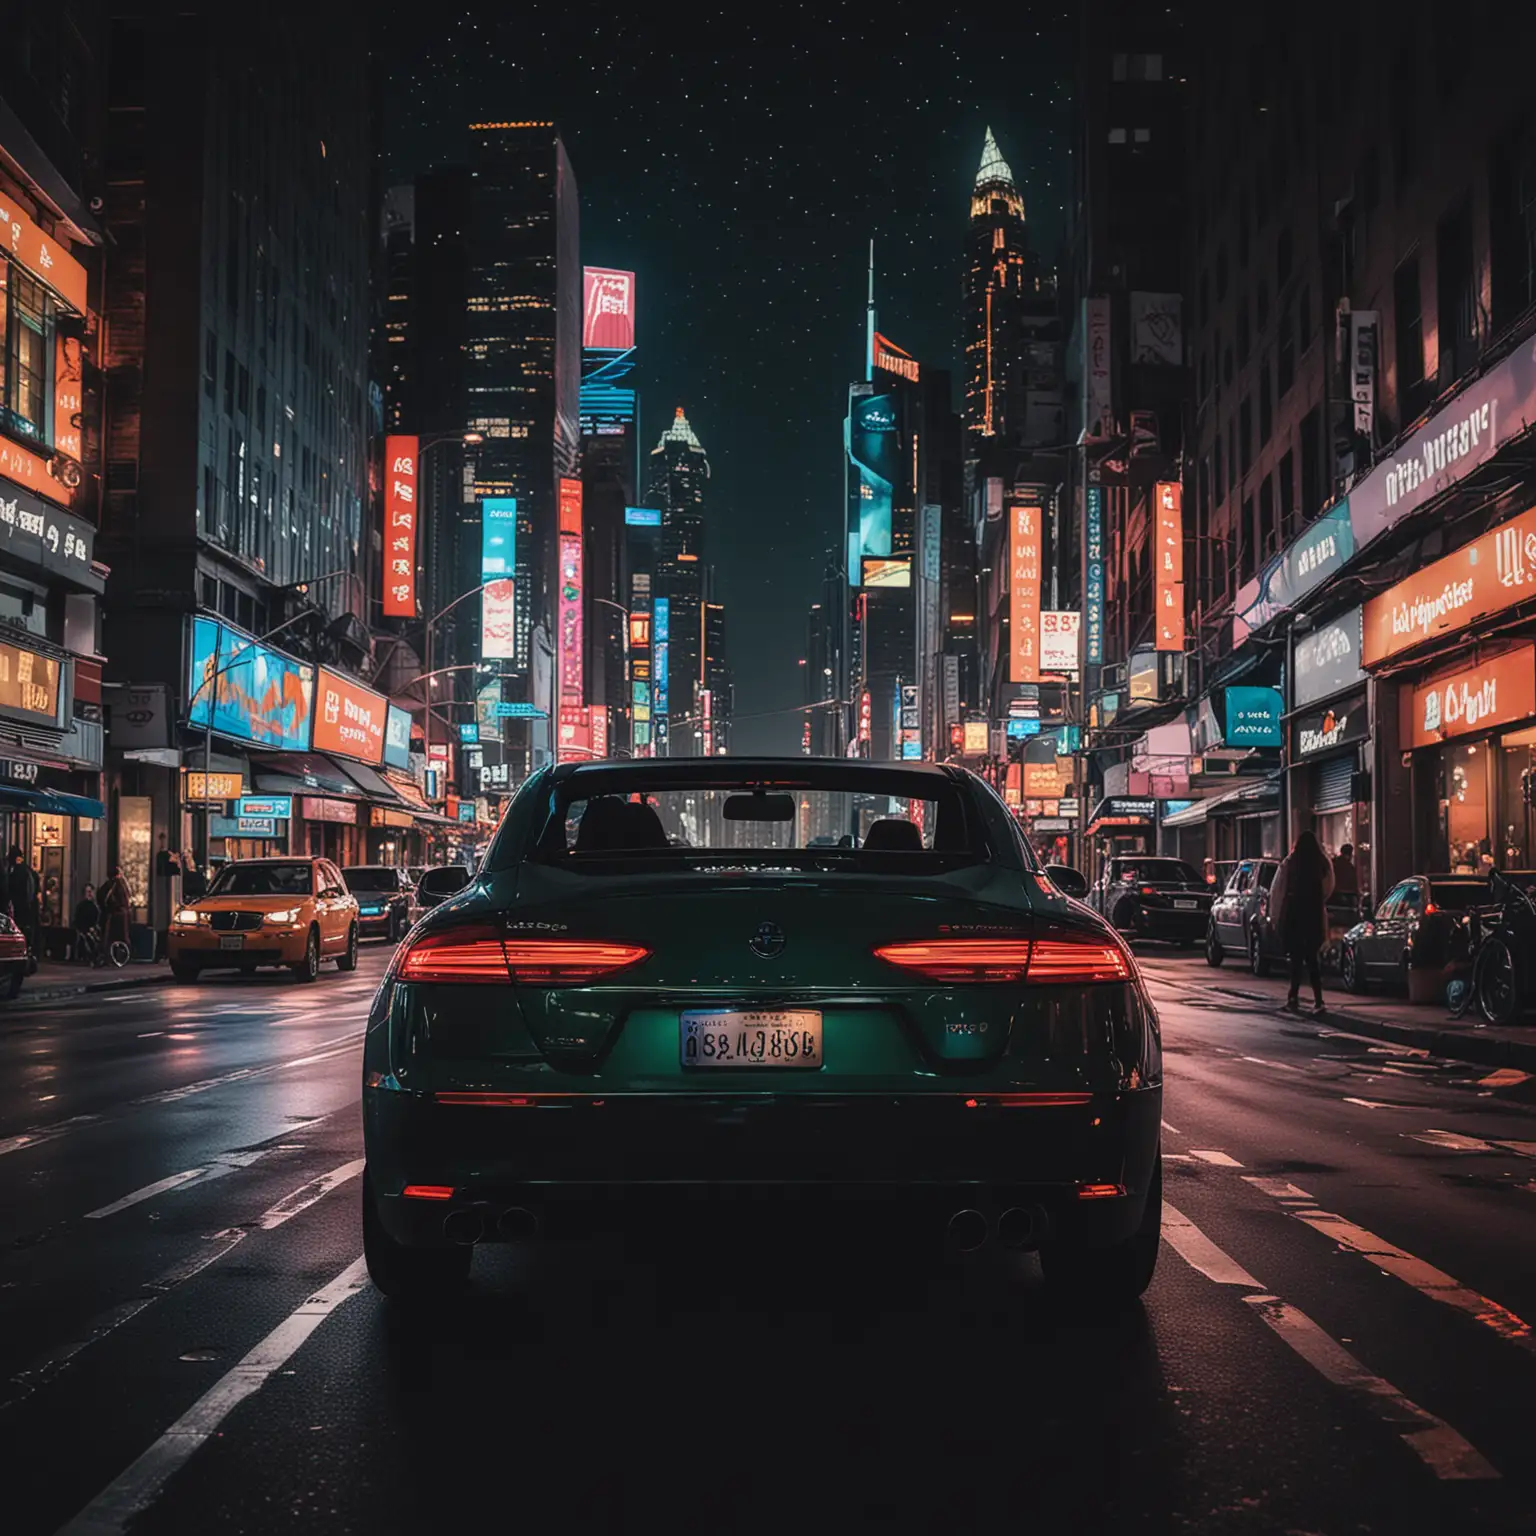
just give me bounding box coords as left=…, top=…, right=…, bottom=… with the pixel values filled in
left=946, top=1208, right=989, bottom=1253
left=497, top=1206, right=540, bottom=1241
left=442, top=1207, right=485, bottom=1245
left=996, top=1207, right=1037, bottom=1249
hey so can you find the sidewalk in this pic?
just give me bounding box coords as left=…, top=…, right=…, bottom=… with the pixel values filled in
left=12, top=958, right=172, bottom=1007
left=1141, top=950, right=1536, bottom=1073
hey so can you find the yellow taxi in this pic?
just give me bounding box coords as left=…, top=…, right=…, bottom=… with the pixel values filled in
left=168, top=856, right=360, bottom=982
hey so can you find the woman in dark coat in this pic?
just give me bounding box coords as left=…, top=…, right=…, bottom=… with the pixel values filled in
left=1271, top=829, right=1335, bottom=1012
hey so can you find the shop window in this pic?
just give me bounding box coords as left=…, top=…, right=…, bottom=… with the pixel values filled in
left=1437, top=741, right=1492, bottom=874
left=1498, top=726, right=1536, bottom=870
left=3, top=266, right=56, bottom=442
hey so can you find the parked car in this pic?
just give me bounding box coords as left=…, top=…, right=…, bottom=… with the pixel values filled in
left=343, top=865, right=419, bottom=940
left=1340, top=874, right=1514, bottom=994
left=0, top=910, right=28, bottom=1000
left=168, top=856, right=361, bottom=982
left=1089, top=856, right=1212, bottom=943
left=415, top=864, right=473, bottom=910
left=1206, top=858, right=1282, bottom=972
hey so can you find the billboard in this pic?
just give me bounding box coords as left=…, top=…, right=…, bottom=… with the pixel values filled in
left=1008, top=503, right=1042, bottom=682
left=1040, top=611, right=1080, bottom=675
left=558, top=477, right=583, bottom=705
left=1154, top=482, right=1185, bottom=652
left=861, top=555, right=911, bottom=588
left=654, top=596, right=670, bottom=721
left=582, top=267, right=636, bottom=351
left=312, top=667, right=388, bottom=764
left=187, top=617, right=314, bottom=751
left=624, top=506, right=661, bottom=526
left=847, top=391, right=896, bottom=585
left=1224, top=686, right=1284, bottom=748
left=479, top=496, right=518, bottom=660
left=382, top=435, right=419, bottom=617
left=383, top=704, right=412, bottom=770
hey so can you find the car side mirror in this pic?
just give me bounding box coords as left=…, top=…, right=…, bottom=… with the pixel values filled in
left=1044, top=863, right=1088, bottom=899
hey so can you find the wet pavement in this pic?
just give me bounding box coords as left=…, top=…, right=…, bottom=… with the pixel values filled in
left=3, top=942, right=1535, bottom=1533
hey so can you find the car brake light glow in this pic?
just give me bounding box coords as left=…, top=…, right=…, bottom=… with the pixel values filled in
left=501, top=940, right=649, bottom=983
left=1077, top=1183, right=1126, bottom=1200
left=873, top=932, right=1132, bottom=984
left=402, top=1184, right=455, bottom=1200
left=873, top=940, right=1034, bottom=982
left=396, top=925, right=649, bottom=985
left=1424, top=903, right=1438, bottom=915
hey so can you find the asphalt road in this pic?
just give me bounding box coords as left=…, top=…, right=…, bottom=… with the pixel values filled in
left=3, top=943, right=1536, bottom=1533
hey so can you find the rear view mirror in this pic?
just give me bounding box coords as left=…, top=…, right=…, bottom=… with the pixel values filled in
left=1044, top=864, right=1088, bottom=899
left=723, top=792, right=796, bottom=823
left=420, top=866, right=472, bottom=894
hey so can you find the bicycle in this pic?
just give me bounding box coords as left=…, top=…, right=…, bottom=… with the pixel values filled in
left=1446, top=870, right=1536, bottom=1025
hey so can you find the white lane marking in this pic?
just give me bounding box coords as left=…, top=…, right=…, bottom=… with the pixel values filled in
left=84, top=1168, right=208, bottom=1219
left=131, top=1031, right=363, bottom=1105
left=1162, top=1153, right=1196, bottom=1162
left=83, top=1150, right=277, bottom=1220
left=1161, top=1201, right=1498, bottom=1480
left=256, top=1158, right=365, bottom=1230
left=1161, top=1120, right=1182, bottom=1135
left=0, top=1113, right=101, bottom=1158
left=1493, top=1140, right=1536, bottom=1160
left=1241, top=1296, right=1499, bottom=1480
left=1242, top=1182, right=1535, bottom=1355
left=55, top=1256, right=370, bottom=1535
left=1239, top=1055, right=1302, bottom=1071
left=1342, top=1097, right=1414, bottom=1110
left=1241, top=1176, right=1315, bottom=1202
left=1409, top=1130, right=1496, bottom=1153
left=1160, top=1200, right=1261, bottom=1286
left=1479, top=1068, right=1530, bottom=1088
left=1190, top=1150, right=1245, bottom=1167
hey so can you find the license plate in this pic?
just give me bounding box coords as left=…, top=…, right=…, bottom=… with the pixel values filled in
left=681, top=1010, right=823, bottom=1068
left=219, top=935, right=244, bottom=951
left=362, top=907, right=382, bottom=915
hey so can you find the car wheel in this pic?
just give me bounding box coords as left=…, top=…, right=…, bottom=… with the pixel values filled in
left=170, top=962, right=199, bottom=984
left=1248, top=928, right=1271, bottom=978
left=1477, top=938, right=1520, bottom=1027
left=337, top=924, right=359, bottom=972
left=1204, top=927, right=1224, bottom=967
left=292, top=926, right=321, bottom=983
left=1, top=967, right=23, bottom=999
left=1341, top=943, right=1366, bottom=994
left=1041, top=1155, right=1161, bottom=1306
left=362, top=1169, right=472, bottom=1302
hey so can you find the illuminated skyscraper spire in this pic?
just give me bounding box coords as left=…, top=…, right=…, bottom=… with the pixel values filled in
left=972, top=127, right=1025, bottom=220
left=866, top=239, right=876, bottom=383
left=975, top=126, right=1015, bottom=189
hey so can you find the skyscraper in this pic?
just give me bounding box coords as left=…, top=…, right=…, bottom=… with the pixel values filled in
left=645, top=408, right=710, bottom=753
left=964, top=128, right=1061, bottom=449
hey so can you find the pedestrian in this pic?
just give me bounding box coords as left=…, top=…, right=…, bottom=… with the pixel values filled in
left=1330, top=842, right=1358, bottom=898
left=73, top=883, right=101, bottom=964
left=182, top=856, right=208, bottom=901
left=100, top=865, right=133, bottom=958
left=1270, top=829, right=1335, bottom=1013
left=7, top=845, right=38, bottom=960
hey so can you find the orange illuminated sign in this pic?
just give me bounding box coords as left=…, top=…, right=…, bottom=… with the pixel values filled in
left=559, top=477, right=583, bottom=535
left=184, top=771, right=243, bottom=801
left=0, top=193, right=88, bottom=313
left=873, top=332, right=920, bottom=381
left=54, top=333, right=82, bottom=462
left=1407, top=643, right=1536, bottom=749
left=1008, top=504, right=1042, bottom=682
left=1023, top=758, right=1072, bottom=799
left=0, top=436, right=72, bottom=507
left=382, top=435, right=418, bottom=618
left=1364, top=502, right=1536, bottom=667
left=1004, top=762, right=1022, bottom=805
left=629, top=612, right=651, bottom=647
left=1154, top=482, right=1185, bottom=652
left=312, top=668, right=388, bottom=764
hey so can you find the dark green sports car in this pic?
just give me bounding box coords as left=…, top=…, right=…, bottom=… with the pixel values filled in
left=362, top=758, right=1162, bottom=1301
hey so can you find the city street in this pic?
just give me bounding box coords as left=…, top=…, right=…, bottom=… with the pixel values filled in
left=0, top=947, right=1533, bottom=1532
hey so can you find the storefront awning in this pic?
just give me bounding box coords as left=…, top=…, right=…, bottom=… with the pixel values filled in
left=1161, top=778, right=1280, bottom=830
left=247, top=752, right=364, bottom=799
left=0, top=784, right=105, bottom=819
left=338, top=758, right=408, bottom=806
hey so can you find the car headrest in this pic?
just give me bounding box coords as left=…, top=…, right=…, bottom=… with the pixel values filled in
left=574, top=797, right=630, bottom=852
left=862, top=818, right=923, bottom=852
left=621, top=801, right=670, bottom=849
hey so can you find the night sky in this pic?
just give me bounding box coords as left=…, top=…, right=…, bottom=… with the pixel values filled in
left=380, top=2, right=1072, bottom=753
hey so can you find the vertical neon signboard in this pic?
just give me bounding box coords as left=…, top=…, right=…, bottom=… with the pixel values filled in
left=383, top=436, right=419, bottom=617
left=1085, top=486, right=1104, bottom=665
left=1008, top=503, right=1042, bottom=683
left=558, top=478, right=583, bottom=705
left=1154, top=481, right=1185, bottom=652
left=479, top=496, right=518, bottom=658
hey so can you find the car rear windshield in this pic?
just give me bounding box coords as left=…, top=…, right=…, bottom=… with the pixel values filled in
left=519, top=766, right=989, bottom=875
left=342, top=868, right=399, bottom=891
left=207, top=862, right=313, bottom=896
left=1428, top=880, right=1498, bottom=910
left=1119, top=859, right=1200, bottom=884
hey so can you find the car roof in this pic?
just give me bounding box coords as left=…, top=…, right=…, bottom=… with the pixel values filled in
left=549, top=755, right=962, bottom=787
left=223, top=856, right=317, bottom=865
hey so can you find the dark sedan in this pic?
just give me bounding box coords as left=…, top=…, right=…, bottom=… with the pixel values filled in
left=362, top=758, right=1163, bottom=1307
left=1339, top=874, right=1519, bottom=993
left=342, top=866, right=418, bottom=941
left=1090, top=856, right=1212, bottom=943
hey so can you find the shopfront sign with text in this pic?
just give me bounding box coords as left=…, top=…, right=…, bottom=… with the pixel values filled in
left=1409, top=645, right=1536, bottom=749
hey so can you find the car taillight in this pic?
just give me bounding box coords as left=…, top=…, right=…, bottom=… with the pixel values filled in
left=501, top=940, right=649, bottom=983
left=1140, top=886, right=1159, bottom=896
left=397, top=923, right=512, bottom=983
left=395, top=925, right=649, bottom=985
left=873, top=932, right=1132, bottom=984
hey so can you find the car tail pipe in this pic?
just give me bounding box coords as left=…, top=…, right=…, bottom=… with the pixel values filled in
left=442, top=1207, right=485, bottom=1245
left=946, top=1209, right=989, bottom=1253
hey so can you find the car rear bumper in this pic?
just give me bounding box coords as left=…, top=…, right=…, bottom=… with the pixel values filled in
left=1131, top=907, right=1209, bottom=938
left=364, top=1084, right=1162, bottom=1247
